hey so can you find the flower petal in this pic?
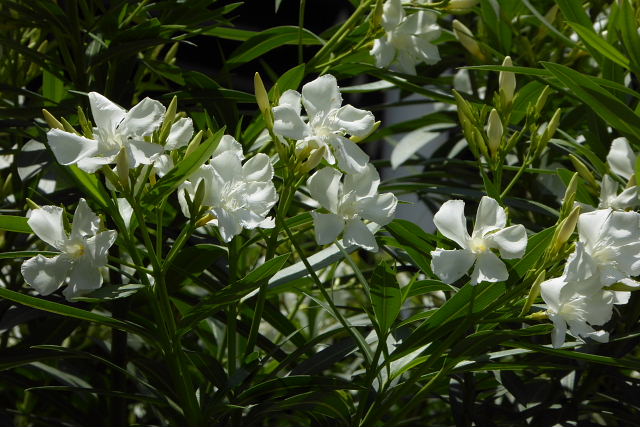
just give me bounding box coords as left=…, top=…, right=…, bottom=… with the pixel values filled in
left=76, top=155, right=116, bottom=173
left=273, top=105, right=310, bottom=140
left=242, top=153, right=274, bottom=182
left=470, top=251, right=508, bottom=285
left=126, top=139, right=164, bottom=168
left=433, top=199, right=470, bottom=248
left=382, top=0, right=404, bottom=30
left=278, top=90, right=302, bottom=115
left=64, top=258, right=103, bottom=300
left=244, top=181, right=278, bottom=216
left=550, top=315, right=568, bottom=348
left=307, top=167, right=341, bottom=213
left=430, top=248, right=475, bottom=284
left=563, top=242, right=598, bottom=284
left=213, top=135, right=244, bottom=160
left=88, top=92, right=126, bottom=131
left=311, top=212, right=344, bottom=245
left=344, top=163, right=380, bottom=197
left=47, top=129, right=99, bottom=166
left=488, top=224, right=527, bottom=259
left=117, top=198, right=133, bottom=229
left=370, top=38, right=395, bottom=68
left=210, top=151, right=243, bottom=183
left=327, top=105, right=375, bottom=138
left=166, top=117, right=194, bottom=150
left=28, top=206, right=67, bottom=250
left=119, top=97, right=165, bottom=137
left=21, top=254, right=72, bottom=295
left=301, top=74, right=343, bottom=122
left=214, top=207, right=243, bottom=243
left=357, top=193, right=397, bottom=226
left=472, top=196, right=506, bottom=238
left=607, top=137, right=636, bottom=180
left=343, top=218, right=378, bottom=251
left=88, top=230, right=118, bottom=267
left=328, top=135, right=370, bottom=174
left=70, top=199, right=100, bottom=240
left=540, top=276, right=566, bottom=313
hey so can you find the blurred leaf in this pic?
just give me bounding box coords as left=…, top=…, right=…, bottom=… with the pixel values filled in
left=0, top=216, right=31, bottom=233
left=370, top=262, right=402, bottom=334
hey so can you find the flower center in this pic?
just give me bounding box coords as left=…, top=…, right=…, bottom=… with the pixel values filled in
left=220, top=181, right=247, bottom=212
left=65, top=242, right=86, bottom=259
left=390, top=33, right=412, bottom=50
left=315, top=126, right=333, bottom=138
left=592, top=246, right=615, bottom=264
left=469, top=237, right=488, bottom=254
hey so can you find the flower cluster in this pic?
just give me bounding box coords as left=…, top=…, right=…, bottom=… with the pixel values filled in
left=273, top=74, right=397, bottom=251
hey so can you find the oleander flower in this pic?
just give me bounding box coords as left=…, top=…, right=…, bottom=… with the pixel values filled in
left=179, top=136, right=277, bottom=242
left=370, top=0, right=441, bottom=75
left=430, top=196, right=527, bottom=285
left=307, top=165, right=397, bottom=252
left=272, top=74, right=375, bottom=174
left=606, top=137, right=637, bottom=181
left=47, top=92, right=166, bottom=173
left=595, top=137, right=640, bottom=210
left=21, top=199, right=117, bottom=300
left=540, top=275, right=614, bottom=348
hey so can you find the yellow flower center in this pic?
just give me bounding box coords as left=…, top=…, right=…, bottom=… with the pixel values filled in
left=469, top=237, right=488, bottom=254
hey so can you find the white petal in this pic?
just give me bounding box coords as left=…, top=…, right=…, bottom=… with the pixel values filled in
left=583, top=290, right=614, bottom=326
left=70, top=199, right=100, bottom=240
left=126, top=139, right=164, bottom=168
left=273, top=105, right=310, bottom=140
left=119, top=97, right=165, bottom=137
left=344, top=163, right=380, bottom=197
left=301, top=74, right=343, bottom=122
left=214, top=207, right=244, bottom=243
left=327, top=105, right=375, bottom=138
left=577, top=209, right=610, bottom=249
left=311, top=212, right=344, bottom=245
left=488, top=224, right=527, bottom=259
left=28, top=206, right=67, bottom=250
left=430, top=248, right=475, bottom=284
left=540, top=276, right=566, bottom=312
left=395, top=50, right=417, bottom=75
left=472, top=196, right=506, bottom=238
left=117, top=198, right=133, bottom=229
left=307, top=167, right=341, bottom=213
left=550, top=315, right=567, bottom=348
left=358, top=193, right=397, bottom=226
left=76, top=155, right=116, bottom=173
left=166, top=117, right=194, bottom=150
left=328, top=135, right=370, bottom=174
left=343, top=218, right=378, bottom=251
left=153, top=154, right=174, bottom=177
left=415, top=37, right=441, bottom=64
left=64, top=258, right=103, bottom=300
left=47, top=129, right=99, bottom=166
left=21, top=254, right=72, bottom=295
left=607, top=137, right=636, bottom=180
left=613, top=241, right=640, bottom=277
left=88, top=92, right=126, bottom=131
left=87, top=230, right=117, bottom=267
left=610, top=186, right=640, bottom=210
left=244, top=181, right=278, bottom=216
left=382, top=0, right=404, bottom=30
left=370, top=38, right=395, bottom=68
left=242, top=153, right=274, bottom=182
left=210, top=151, right=243, bottom=183
left=433, top=199, right=470, bottom=248
left=563, top=242, right=598, bottom=283
left=613, top=291, right=631, bottom=305
left=213, top=135, right=244, bottom=160
left=470, top=251, right=508, bottom=285
left=278, top=90, right=302, bottom=115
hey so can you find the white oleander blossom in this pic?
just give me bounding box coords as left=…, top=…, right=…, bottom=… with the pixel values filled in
left=272, top=74, right=375, bottom=174
left=540, top=275, right=614, bottom=348
left=430, top=196, right=527, bottom=285
left=21, top=199, right=117, bottom=300
left=307, top=165, right=397, bottom=252
left=47, top=92, right=166, bottom=173
left=179, top=135, right=277, bottom=243
left=152, top=116, right=195, bottom=178
left=597, top=137, right=640, bottom=210
left=370, top=0, right=441, bottom=75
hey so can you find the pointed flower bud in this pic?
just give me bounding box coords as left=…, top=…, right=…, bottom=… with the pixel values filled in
left=487, top=109, right=503, bottom=155
left=254, top=72, right=273, bottom=129
left=534, top=86, right=552, bottom=116
left=453, top=20, right=484, bottom=60
left=552, top=205, right=580, bottom=253
left=569, top=154, right=598, bottom=188
left=42, top=109, right=64, bottom=130
left=445, top=0, right=478, bottom=13
left=499, top=56, right=516, bottom=105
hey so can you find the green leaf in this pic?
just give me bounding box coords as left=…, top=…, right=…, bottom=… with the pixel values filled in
left=568, top=22, right=630, bottom=70
left=541, top=62, right=640, bottom=140
left=236, top=376, right=363, bottom=405
left=0, top=287, right=153, bottom=341
left=0, top=215, right=32, bottom=233
left=370, top=262, right=402, bottom=333
left=237, top=254, right=290, bottom=288
left=0, top=251, right=57, bottom=259
left=142, top=127, right=224, bottom=207
left=72, top=284, right=145, bottom=302
left=270, top=63, right=306, bottom=95
left=614, top=0, right=640, bottom=72
left=66, top=165, right=110, bottom=208
left=42, top=69, right=65, bottom=104
left=227, top=26, right=323, bottom=68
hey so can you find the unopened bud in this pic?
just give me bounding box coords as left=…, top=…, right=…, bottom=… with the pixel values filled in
left=164, top=42, right=179, bottom=64
left=453, top=20, right=484, bottom=60
left=159, top=96, right=178, bottom=144
left=299, top=146, right=326, bottom=174
left=1, top=173, right=12, bottom=198
left=76, top=106, right=93, bottom=138
left=534, top=86, right=552, bottom=116
left=42, top=109, right=64, bottom=130
left=445, top=0, right=478, bottom=13
left=185, top=130, right=204, bottom=158
left=116, top=150, right=130, bottom=191
left=545, top=108, right=561, bottom=139
left=569, top=154, right=598, bottom=188
left=26, top=198, right=41, bottom=210
left=350, top=121, right=380, bottom=143
left=487, top=109, right=503, bottom=155
left=499, top=56, right=516, bottom=105
left=553, top=206, right=580, bottom=252
left=560, top=172, right=578, bottom=218
left=452, top=89, right=476, bottom=123
left=195, top=212, right=216, bottom=228
left=60, top=118, right=80, bottom=135
left=521, top=270, right=546, bottom=316
left=254, top=72, right=273, bottom=128
left=526, top=311, right=549, bottom=321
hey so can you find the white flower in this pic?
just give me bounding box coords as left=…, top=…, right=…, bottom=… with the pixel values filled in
left=607, top=137, right=636, bottom=181
left=540, top=275, right=613, bottom=348
left=21, top=199, right=117, bottom=300
left=307, top=164, right=397, bottom=252
left=272, top=74, right=375, bottom=174
left=564, top=208, right=640, bottom=290
left=596, top=137, right=640, bottom=210
left=150, top=117, right=195, bottom=178
left=430, top=196, right=527, bottom=285
left=370, top=0, right=441, bottom=75
left=179, top=135, right=277, bottom=243
left=47, top=92, right=166, bottom=173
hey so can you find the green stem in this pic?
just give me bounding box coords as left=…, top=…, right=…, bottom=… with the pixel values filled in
left=298, top=0, right=306, bottom=64
left=500, top=156, right=531, bottom=199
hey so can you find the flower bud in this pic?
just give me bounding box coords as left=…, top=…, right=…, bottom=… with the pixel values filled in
left=569, top=154, right=598, bottom=188
left=76, top=106, right=93, bottom=138
left=521, top=270, right=545, bottom=316
left=534, top=86, right=552, bottom=116
left=116, top=150, right=130, bottom=191
left=254, top=72, right=273, bottom=128
left=299, top=146, right=326, bottom=174
left=26, top=197, right=41, bottom=210
left=185, top=130, right=204, bottom=158
left=350, top=120, right=380, bottom=143
left=453, top=20, right=484, bottom=60
left=499, top=56, right=516, bottom=105
left=552, top=205, right=580, bottom=252
left=159, top=95, right=178, bottom=144
left=560, top=172, right=578, bottom=218
left=42, top=109, right=64, bottom=130
left=487, top=109, right=503, bottom=155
